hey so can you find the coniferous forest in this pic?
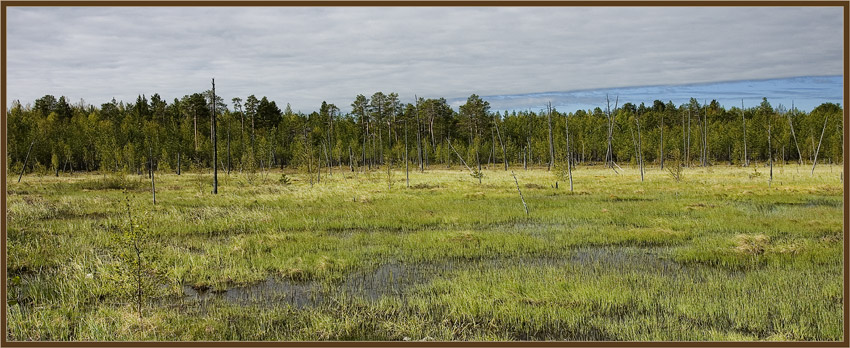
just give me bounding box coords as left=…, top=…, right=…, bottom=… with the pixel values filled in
left=6, top=92, right=844, bottom=176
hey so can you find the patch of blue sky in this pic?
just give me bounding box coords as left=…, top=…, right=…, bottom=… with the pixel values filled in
left=463, top=76, right=842, bottom=114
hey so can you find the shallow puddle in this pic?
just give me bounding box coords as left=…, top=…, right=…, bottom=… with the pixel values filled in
left=179, top=247, right=685, bottom=308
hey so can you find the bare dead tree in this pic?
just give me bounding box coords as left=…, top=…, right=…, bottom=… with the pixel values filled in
left=547, top=101, right=555, bottom=171
left=475, top=141, right=482, bottom=183
left=490, top=126, right=496, bottom=169
left=404, top=119, right=409, bottom=187
left=193, top=105, right=198, bottom=151
left=448, top=139, right=473, bottom=173
left=322, top=139, right=331, bottom=177
left=317, top=141, right=322, bottom=185
left=604, top=95, right=619, bottom=173
left=211, top=78, right=218, bottom=194
left=327, top=108, right=334, bottom=177
left=429, top=103, right=436, bottom=149
left=494, top=116, right=508, bottom=171
left=233, top=97, right=244, bottom=159
left=811, top=113, right=830, bottom=176
left=511, top=171, right=529, bottom=215
left=788, top=101, right=803, bottom=165
left=741, top=99, right=749, bottom=167
left=686, top=107, right=691, bottom=167
left=681, top=110, right=686, bottom=170
left=659, top=109, right=664, bottom=170
left=415, top=95, right=423, bottom=172
left=148, top=147, right=156, bottom=205
left=702, top=100, right=709, bottom=167
left=636, top=112, right=645, bottom=181
left=521, top=146, right=528, bottom=170
left=838, top=123, right=845, bottom=183
left=564, top=110, right=573, bottom=191
left=768, top=120, right=773, bottom=187
left=526, top=110, right=531, bottom=170
left=17, top=140, right=35, bottom=183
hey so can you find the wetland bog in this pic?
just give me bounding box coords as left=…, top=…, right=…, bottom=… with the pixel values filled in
left=5, top=165, right=845, bottom=341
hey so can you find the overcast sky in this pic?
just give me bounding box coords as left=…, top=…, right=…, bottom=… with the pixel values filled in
left=6, top=6, right=844, bottom=113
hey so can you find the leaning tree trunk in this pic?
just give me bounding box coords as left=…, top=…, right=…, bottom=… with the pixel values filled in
left=789, top=101, right=803, bottom=165
left=811, top=113, right=830, bottom=176
left=494, top=119, right=508, bottom=171
left=17, top=140, right=35, bottom=183
left=511, top=171, right=529, bottom=215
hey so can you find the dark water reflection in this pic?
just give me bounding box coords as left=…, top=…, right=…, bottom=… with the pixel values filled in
left=180, top=247, right=684, bottom=308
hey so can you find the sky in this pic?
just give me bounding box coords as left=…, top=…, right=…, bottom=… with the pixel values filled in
left=6, top=6, right=844, bottom=114
left=467, top=75, right=843, bottom=114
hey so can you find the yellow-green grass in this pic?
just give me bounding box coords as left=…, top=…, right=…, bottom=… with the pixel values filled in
left=5, top=163, right=844, bottom=341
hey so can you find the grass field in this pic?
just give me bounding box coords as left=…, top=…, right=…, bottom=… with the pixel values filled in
left=5, top=163, right=845, bottom=341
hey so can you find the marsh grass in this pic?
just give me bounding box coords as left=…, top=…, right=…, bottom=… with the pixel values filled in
left=5, top=164, right=844, bottom=341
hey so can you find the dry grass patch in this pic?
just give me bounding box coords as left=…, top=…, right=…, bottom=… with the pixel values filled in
left=732, top=234, right=770, bottom=255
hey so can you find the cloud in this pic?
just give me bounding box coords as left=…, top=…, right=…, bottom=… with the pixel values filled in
left=6, top=6, right=843, bottom=113
left=462, top=76, right=843, bottom=114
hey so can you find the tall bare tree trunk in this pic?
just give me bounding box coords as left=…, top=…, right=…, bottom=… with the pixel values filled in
left=405, top=119, right=409, bottom=187
left=702, top=100, right=708, bottom=167
left=362, top=104, right=368, bottom=171
left=604, top=95, right=619, bottom=173
left=564, top=112, right=573, bottom=191
left=811, top=114, right=830, bottom=176
left=768, top=119, right=773, bottom=187
left=637, top=113, right=644, bottom=181
left=211, top=78, right=218, bottom=194
left=329, top=109, right=335, bottom=174
left=659, top=111, right=664, bottom=169
left=681, top=111, right=686, bottom=169
left=149, top=147, right=156, bottom=205
left=378, top=127, right=383, bottom=166
left=491, top=127, right=496, bottom=169
left=415, top=96, right=423, bottom=172
left=547, top=101, right=555, bottom=171
left=494, top=118, right=508, bottom=171
left=327, top=136, right=333, bottom=177
left=686, top=108, right=691, bottom=168
left=789, top=101, right=803, bottom=165
left=741, top=99, right=748, bottom=167
left=227, top=129, right=231, bottom=174
left=193, top=108, right=198, bottom=151
left=522, top=145, right=528, bottom=170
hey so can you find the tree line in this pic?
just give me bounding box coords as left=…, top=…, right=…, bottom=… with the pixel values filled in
left=6, top=91, right=844, bottom=177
